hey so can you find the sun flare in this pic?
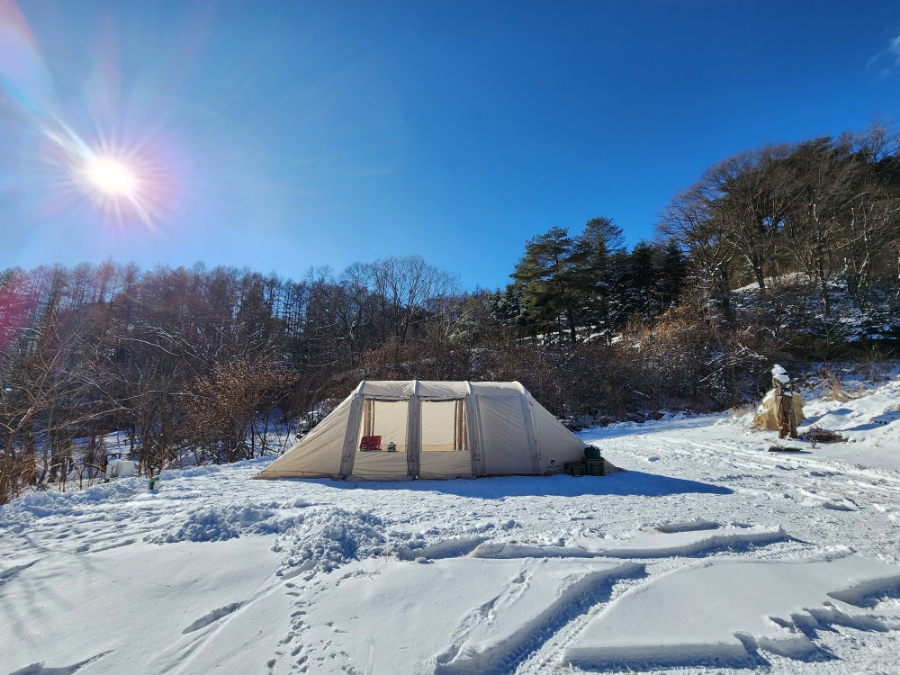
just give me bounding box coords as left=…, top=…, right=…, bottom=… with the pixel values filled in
left=85, top=157, right=138, bottom=197
left=71, top=147, right=162, bottom=227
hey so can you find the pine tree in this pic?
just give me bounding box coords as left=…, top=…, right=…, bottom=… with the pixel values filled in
left=571, top=217, right=625, bottom=341
left=511, top=227, right=585, bottom=344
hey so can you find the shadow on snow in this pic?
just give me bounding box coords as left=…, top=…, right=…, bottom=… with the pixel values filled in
left=281, top=471, right=733, bottom=500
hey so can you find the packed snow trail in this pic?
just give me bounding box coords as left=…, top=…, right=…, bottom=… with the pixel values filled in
left=2, top=375, right=900, bottom=674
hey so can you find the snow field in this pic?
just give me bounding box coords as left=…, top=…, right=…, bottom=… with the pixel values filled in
left=1, top=373, right=900, bottom=674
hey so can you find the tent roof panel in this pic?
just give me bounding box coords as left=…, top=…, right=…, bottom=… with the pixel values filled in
left=359, top=381, right=524, bottom=398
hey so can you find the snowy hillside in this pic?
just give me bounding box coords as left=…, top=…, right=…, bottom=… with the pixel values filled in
left=2, top=373, right=900, bottom=674
left=730, top=275, right=900, bottom=345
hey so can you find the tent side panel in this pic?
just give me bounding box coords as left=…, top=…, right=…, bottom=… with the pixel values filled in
left=469, top=382, right=523, bottom=397
left=418, top=451, right=473, bottom=478
left=254, top=395, right=355, bottom=479
left=350, top=452, right=410, bottom=480
left=478, top=396, right=534, bottom=475
left=415, top=381, right=470, bottom=398
left=530, top=399, right=586, bottom=473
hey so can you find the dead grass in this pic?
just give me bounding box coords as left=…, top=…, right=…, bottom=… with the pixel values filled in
left=730, top=403, right=756, bottom=420
left=820, top=368, right=853, bottom=402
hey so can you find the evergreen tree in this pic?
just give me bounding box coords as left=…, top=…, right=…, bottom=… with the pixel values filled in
left=654, top=241, right=688, bottom=312
left=627, top=240, right=657, bottom=321
left=571, top=217, right=625, bottom=341
left=511, top=227, right=586, bottom=343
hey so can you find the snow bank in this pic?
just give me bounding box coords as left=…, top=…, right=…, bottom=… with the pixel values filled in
left=145, top=504, right=293, bottom=543
left=471, top=526, right=789, bottom=560
left=273, top=507, right=388, bottom=575
left=0, top=477, right=148, bottom=530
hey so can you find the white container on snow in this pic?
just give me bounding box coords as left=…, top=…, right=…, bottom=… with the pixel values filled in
left=106, top=459, right=136, bottom=480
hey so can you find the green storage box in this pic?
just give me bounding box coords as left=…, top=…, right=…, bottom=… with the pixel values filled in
left=564, top=462, right=586, bottom=477
left=584, top=458, right=606, bottom=476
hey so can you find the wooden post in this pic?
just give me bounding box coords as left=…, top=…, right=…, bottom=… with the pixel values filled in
left=786, top=384, right=798, bottom=439
left=775, top=374, right=798, bottom=439
left=775, top=378, right=789, bottom=439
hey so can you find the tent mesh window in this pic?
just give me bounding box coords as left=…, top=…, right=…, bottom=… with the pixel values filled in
left=421, top=399, right=467, bottom=452
left=359, top=399, right=408, bottom=454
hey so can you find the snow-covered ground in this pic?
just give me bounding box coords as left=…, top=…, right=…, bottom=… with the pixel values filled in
left=2, top=372, right=900, bottom=674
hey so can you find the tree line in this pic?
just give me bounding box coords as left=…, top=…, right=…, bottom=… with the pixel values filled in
left=1, top=123, right=898, bottom=503
left=659, top=122, right=900, bottom=319
left=493, top=218, right=687, bottom=344
left=0, top=257, right=464, bottom=502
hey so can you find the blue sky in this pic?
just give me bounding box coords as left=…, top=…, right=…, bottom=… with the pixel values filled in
left=1, top=0, right=899, bottom=289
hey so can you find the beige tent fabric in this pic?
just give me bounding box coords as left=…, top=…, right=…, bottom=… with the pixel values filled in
left=467, top=382, right=523, bottom=397
left=254, top=392, right=357, bottom=478
left=417, top=381, right=468, bottom=397
left=419, top=451, right=473, bottom=478
left=355, top=381, right=418, bottom=398
left=253, top=380, right=586, bottom=481
left=527, top=394, right=589, bottom=473
left=477, top=393, right=536, bottom=475
left=350, top=451, right=410, bottom=480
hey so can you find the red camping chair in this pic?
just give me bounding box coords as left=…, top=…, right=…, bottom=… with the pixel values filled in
left=359, top=435, right=382, bottom=451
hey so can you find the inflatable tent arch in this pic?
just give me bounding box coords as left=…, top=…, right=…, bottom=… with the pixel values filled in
left=253, top=380, right=586, bottom=481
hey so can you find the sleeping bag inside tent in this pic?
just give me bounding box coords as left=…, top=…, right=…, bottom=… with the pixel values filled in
left=253, top=380, right=586, bottom=480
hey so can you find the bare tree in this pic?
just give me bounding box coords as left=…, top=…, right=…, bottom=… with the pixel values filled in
left=658, top=183, right=737, bottom=321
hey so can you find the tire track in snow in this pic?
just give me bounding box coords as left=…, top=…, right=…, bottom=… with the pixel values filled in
left=512, top=570, right=651, bottom=675
left=665, top=437, right=900, bottom=491
left=613, top=434, right=900, bottom=517
left=433, top=562, right=645, bottom=675
left=181, top=602, right=244, bottom=634
left=480, top=527, right=792, bottom=560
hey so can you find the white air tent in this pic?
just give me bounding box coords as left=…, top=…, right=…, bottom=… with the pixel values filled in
left=254, top=380, right=586, bottom=481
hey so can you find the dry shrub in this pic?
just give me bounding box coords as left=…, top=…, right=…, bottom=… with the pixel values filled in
left=820, top=368, right=852, bottom=402
left=858, top=345, right=893, bottom=382
left=488, top=291, right=785, bottom=421
left=183, top=357, right=300, bottom=464
left=805, top=427, right=846, bottom=443
left=598, top=293, right=783, bottom=413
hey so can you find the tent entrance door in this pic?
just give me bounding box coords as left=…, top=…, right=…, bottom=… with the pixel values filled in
left=419, top=399, right=473, bottom=478
left=352, top=398, right=410, bottom=479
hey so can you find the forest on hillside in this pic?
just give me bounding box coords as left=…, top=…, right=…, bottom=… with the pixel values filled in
left=1, top=123, right=899, bottom=503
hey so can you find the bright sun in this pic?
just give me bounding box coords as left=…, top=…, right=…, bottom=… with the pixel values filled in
left=85, top=157, right=138, bottom=197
